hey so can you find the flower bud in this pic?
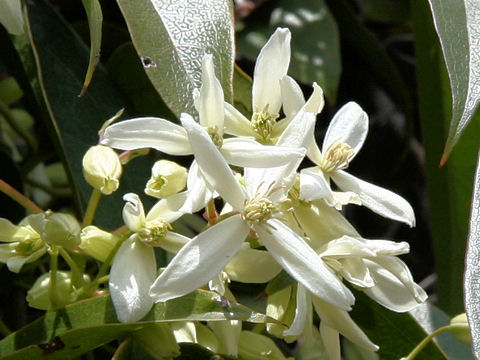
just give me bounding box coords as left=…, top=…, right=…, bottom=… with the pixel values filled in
left=26, top=271, right=89, bottom=310
left=450, top=313, right=471, bottom=345
left=31, top=211, right=81, bottom=248
left=145, top=160, right=187, bottom=199
left=238, top=331, right=292, bottom=360
left=0, top=77, right=23, bottom=105
left=133, top=323, right=180, bottom=359
left=79, top=226, right=118, bottom=262
left=82, top=145, right=122, bottom=195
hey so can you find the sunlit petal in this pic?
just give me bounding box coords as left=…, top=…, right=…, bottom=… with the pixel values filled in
left=122, top=193, right=146, bottom=232
left=224, top=102, right=255, bottom=137
left=146, top=191, right=187, bottom=223
left=299, top=167, right=332, bottom=201
left=283, top=284, right=309, bottom=337
left=280, top=75, right=305, bottom=119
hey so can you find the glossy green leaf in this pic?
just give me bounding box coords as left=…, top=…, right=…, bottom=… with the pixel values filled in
left=233, top=64, right=252, bottom=118
left=464, top=149, right=480, bottom=359
left=0, top=291, right=276, bottom=359
left=24, top=0, right=152, bottom=229
left=237, top=0, right=340, bottom=102
left=426, top=0, right=480, bottom=164
left=350, top=292, right=446, bottom=360
left=116, top=0, right=235, bottom=117
left=410, top=303, right=473, bottom=359
left=412, top=0, right=480, bottom=315
left=79, top=0, right=103, bottom=96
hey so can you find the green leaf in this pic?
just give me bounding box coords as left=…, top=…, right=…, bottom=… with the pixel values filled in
left=464, top=149, right=480, bottom=359
left=426, top=0, right=480, bottom=164
left=233, top=64, right=252, bottom=118
left=350, top=292, right=447, bottom=360
left=412, top=0, right=480, bottom=315
left=237, top=0, right=341, bottom=102
left=116, top=0, right=235, bottom=117
left=0, top=291, right=276, bottom=359
left=410, top=303, right=473, bottom=359
left=79, top=0, right=103, bottom=97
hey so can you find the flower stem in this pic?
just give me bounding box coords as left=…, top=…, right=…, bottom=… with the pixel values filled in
left=93, top=235, right=127, bottom=287
left=204, top=199, right=218, bottom=225
left=82, top=189, right=102, bottom=227
left=58, top=247, right=86, bottom=287
left=49, top=247, right=59, bottom=310
left=0, top=317, right=12, bottom=337
left=0, top=178, right=43, bottom=213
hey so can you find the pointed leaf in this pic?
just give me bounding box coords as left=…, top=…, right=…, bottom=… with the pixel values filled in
left=426, top=0, right=480, bottom=164
left=116, top=0, right=235, bottom=117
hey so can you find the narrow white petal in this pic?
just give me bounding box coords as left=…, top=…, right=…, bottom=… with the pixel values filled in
left=277, top=110, right=315, bottom=149
left=257, top=219, right=354, bottom=310
left=307, top=137, right=323, bottom=165
left=122, top=193, right=146, bottom=232
left=322, top=102, right=368, bottom=158
left=181, top=114, right=246, bottom=210
left=101, top=117, right=192, bottom=155
left=6, top=248, right=47, bottom=273
left=283, top=284, right=309, bottom=337
left=320, top=322, right=341, bottom=360
left=313, top=297, right=379, bottom=353
left=224, top=102, right=255, bottom=137
left=0, top=218, right=34, bottom=242
left=299, top=167, right=332, bottom=201
left=224, top=244, right=281, bottom=283
left=221, top=138, right=305, bottom=168
left=162, top=231, right=190, bottom=254
left=146, top=191, right=187, bottom=223
left=149, top=215, right=250, bottom=302
left=280, top=76, right=305, bottom=119
left=332, top=171, right=416, bottom=227
left=179, top=161, right=214, bottom=214
left=252, top=28, right=291, bottom=115
left=109, top=236, right=156, bottom=322
left=198, top=54, right=225, bottom=132
left=302, top=83, right=325, bottom=115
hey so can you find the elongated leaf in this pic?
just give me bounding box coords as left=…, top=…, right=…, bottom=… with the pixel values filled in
left=0, top=291, right=275, bottom=359
left=426, top=0, right=480, bottom=164
left=116, top=0, right=235, bottom=117
left=233, top=64, right=252, bottom=117
left=237, top=0, right=340, bottom=102
left=79, top=0, right=103, bottom=96
left=412, top=0, right=480, bottom=316
left=465, top=148, right=480, bottom=359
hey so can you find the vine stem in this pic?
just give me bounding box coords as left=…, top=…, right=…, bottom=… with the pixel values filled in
left=82, top=189, right=102, bottom=227
left=0, top=178, right=43, bottom=213
left=58, top=247, right=86, bottom=287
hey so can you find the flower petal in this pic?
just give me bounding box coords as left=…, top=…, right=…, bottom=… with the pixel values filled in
left=122, top=193, right=146, bottom=232
left=181, top=114, right=246, bottom=210
left=101, top=117, right=192, bottom=155
left=320, top=322, right=341, bottom=360
left=0, top=218, right=36, bottom=242
left=224, top=102, right=255, bottom=137
left=197, top=54, right=224, bottom=133
left=180, top=162, right=214, bottom=214
left=322, top=102, right=368, bottom=158
left=299, top=167, right=332, bottom=202
left=162, top=231, right=190, bottom=254
left=149, top=215, right=250, bottom=302
left=332, top=170, right=416, bottom=227
left=146, top=191, right=187, bottom=223
left=252, top=28, right=291, bottom=115
left=221, top=138, right=305, bottom=168
left=283, top=284, right=309, bottom=337
left=280, top=75, right=305, bottom=119
left=257, top=219, right=354, bottom=310
left=109, top=235, right=156, bottom=322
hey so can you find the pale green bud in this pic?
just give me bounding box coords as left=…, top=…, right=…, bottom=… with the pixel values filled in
left=450, top=313, right=471, bottom=345
left=0, top=0, right=24, bottom=35
left=26, top=271, right=89, bottom=310
left=82, top=145, right=122, bottom=195
left=79, top=226, right=118, bottom=262
left=133, top=323, right=180, bottom=359
left=238, top=331, right=293, bottom=360
left=145, top=160, right=187, bottom=199
left=31, top=211, right=81, bottom=248
left=0, top=77, right=23, bottom=105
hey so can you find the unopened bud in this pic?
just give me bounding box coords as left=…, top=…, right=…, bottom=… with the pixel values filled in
left=79, top=226, right=118, bottom=262
left=29, top=211, right=81, bottom=248
left=145, top=160, right=187, bottom=199
left=26, top=271, right=89, bottom=310
left=450, top=313, right=471, bottom=345
left=82, top=145, right=122, bottom=195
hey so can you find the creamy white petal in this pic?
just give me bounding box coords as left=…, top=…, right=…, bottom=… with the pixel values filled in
left=5, top=247, right=47, bottom=273
left=303, top=83, right=325, bottom=114
left=179, top=161, right=214, bottom=214
left=299, top=167, right=332, bottom=201
left=224, top=102, right=255, bottom=137
left=221, top=138, right=305, bottom=168
left=340, top=258, right=374, bottom=288
left=146, top=191, right=187, bottom=223
left=0, top=218, right=36, bottom=242
left=101, top=117, right=192, bottom=155
left=224, top=244, right=281, bottom=283
left=149, top=215, right=250, bottom=302
left=362, top=239, right=410, bottom=256
left=162, top=231, right=190, bottom=253
left=313, top=297, right=379, bottom=353
left=181, top=113, right=246, bottom=210
left=283, top=284, right=309, bottom=337
left=109, top=236, right=156, bottom=322
left=322, top=102, right=368, bottom=158
left=277, top=110, right=315, bottom=149
left=332, top=170, right=416, bottom=227
left=307, top=137, right=323, bottom=166
left=324, top=191, right=362, bottom=210
left=122, top=193, right=146, bottom=232
left=257, top=219, right=354, bottom=310
left=198, top=54, right=225, bottom=133
left=280, top=76, right=305, bottom=119
left=320, top=322, right=341, bottom=360
left=252, top=28, right=291, bottom=115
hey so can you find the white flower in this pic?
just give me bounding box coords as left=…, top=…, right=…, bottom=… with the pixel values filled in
left=299, top=102, right=416, bottom=226
left=148, top=113, right=354, bottom=311
left=109, top=193, right=190, bottom=322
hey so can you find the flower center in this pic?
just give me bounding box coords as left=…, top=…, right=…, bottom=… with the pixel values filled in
left=206, top=126, right=223, bottom=147
left=251, top=106, right=278, bottom=144
left=138, top=219, right=171, bottom=246
left=243, top=198, right=275, bottom=224
left=319, top=140, right=355, bottom=173
left=15, top=230, right=44, bottom=256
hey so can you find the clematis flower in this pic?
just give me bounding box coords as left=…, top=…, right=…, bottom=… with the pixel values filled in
left=109, top=192, right=190, bottom=322
left=299, top=102, right=415, bottom=226
left=149, top=113, right=355, bottom=311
